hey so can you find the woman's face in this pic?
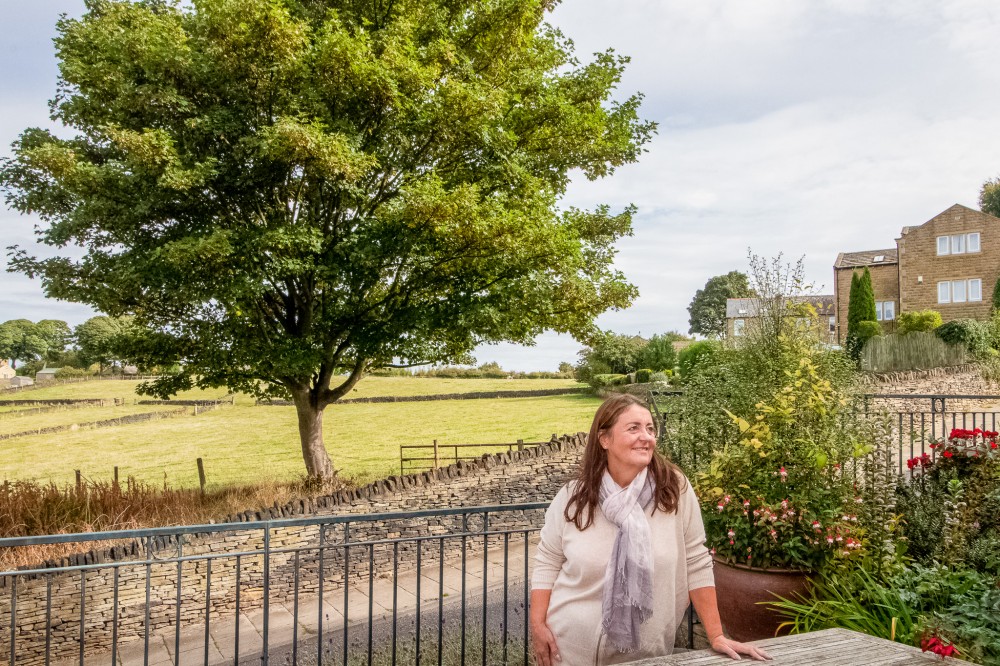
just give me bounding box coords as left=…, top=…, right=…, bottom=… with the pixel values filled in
left=600, top=404, right=657, bottom=484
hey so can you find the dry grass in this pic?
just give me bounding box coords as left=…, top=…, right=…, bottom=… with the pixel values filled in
left=0, top=475, right=348, bottom=569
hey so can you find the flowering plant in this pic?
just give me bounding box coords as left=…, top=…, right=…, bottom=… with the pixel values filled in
left=695, top=357, right=877, bottom=571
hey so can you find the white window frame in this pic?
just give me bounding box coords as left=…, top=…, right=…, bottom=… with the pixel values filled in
left=952, top=279, right=967, bottom=302
left=733, top=318, right=745, bottom=337
left=829, top=316, right=836, bottom=332
left=878, top=301, right=895, bottom=321
left=936, top=233, right=980, bottom=255
left=937, top=236, right=950, bottom=255
left=938, top=281, right=951, bottom=303
left=970, top=278, right=983, bottom=301
left=951, top=234, right=966, bottom=255
left=968, top=232, right=981, bottom=253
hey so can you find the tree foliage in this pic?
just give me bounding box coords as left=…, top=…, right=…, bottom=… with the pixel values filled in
left=576, top=331, right=647, bottom=377
left=636, top=332, right=684, bottom=372
left=0, top=0, right=654, bottom=478
left=846, top=267, right=877, bottom=360
left=980, top=177, right=1000, bottom=218
left=75, top=315, right=133, bottom=372
left=0, top=319, right=70, bottom=368
left=687, top=271, right=753, bottom=338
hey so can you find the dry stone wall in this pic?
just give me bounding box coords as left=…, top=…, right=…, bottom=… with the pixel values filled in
left=0, top=433, right=588, bottom=665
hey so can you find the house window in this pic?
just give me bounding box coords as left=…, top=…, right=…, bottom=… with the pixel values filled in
left=937, top=236, right=950, bottom=255
left=952, top=234, right=965, bottom=254
left=875, top=301, right=895, bottom=321
left=829, top=316, right=836, bottom=333
left=936, top=233, right=981, bottom=255
left=938, top=281, right=951, bottom=303
left=733, top=319, right=745, bottom=337
left=970, top=278, right=983, bottom=301
left=937, top=278, right=983, bottom=304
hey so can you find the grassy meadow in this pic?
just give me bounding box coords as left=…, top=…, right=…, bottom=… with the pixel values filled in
left=1, top=377, right=596, bottom=489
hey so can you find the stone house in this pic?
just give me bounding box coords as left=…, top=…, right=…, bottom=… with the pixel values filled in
left=832, top=204, right=1000, bottom=343
left=725, top=295, right=836, bottom=343
left=0, top=360, right=14, bottom=380
left=35, top=367, right=60, bottom=382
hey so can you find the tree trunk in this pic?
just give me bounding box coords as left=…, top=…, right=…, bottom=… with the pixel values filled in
left=291, top=390, right=335, bottom=480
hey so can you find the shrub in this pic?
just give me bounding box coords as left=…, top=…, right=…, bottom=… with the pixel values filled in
left=634, top=368, right=652, bottom=383
left=862, top=332, right=966, bottom=372
left=650, top=370, right=671, bottom=382
left=897, top=309, right=943, bottom=334
left=589, top=373, right=627, bottom=389
left=935, top=319, right=993, bottom=357
left=677, top=340, right=720, bottom=380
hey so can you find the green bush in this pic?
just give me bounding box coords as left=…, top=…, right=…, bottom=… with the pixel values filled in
left=589, top=373, right=627, bottom=389
left=897, top=309, right=943, bottom=334
left=846, top=320, right=881, bottom=360
left=862, top=332, right=966, bottom=372
left=935, top=319, right=993, bottom=357
left=634, top=368, right=652, bottom=383
left=677, top=340, right=720, bottom=380
left=54, top=366, right=94, bottom=379
left=650, top=370, right=671, bottom=382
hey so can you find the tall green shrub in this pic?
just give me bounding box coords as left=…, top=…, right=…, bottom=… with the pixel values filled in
left=993, top=276, right=1000, bottom=314
left=845, top=268, right=878, bottom=360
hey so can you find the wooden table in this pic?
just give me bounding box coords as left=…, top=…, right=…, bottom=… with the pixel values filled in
left=626, top=628, right=968, bottom=665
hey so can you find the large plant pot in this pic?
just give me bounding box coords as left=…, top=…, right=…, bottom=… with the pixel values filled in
left=712, top=558, right=811, bottom=642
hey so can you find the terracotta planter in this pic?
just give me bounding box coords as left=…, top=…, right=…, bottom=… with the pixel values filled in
left=712, top=558, right=811, bottom=642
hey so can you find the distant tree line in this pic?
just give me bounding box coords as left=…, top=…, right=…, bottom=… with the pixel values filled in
left=0, top=315, right=141, bottom=376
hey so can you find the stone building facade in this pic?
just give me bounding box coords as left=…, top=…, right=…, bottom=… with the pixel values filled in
left=832, top=204, right=1000, bottom=343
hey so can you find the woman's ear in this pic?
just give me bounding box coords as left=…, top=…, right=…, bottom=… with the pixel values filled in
left=598, top=429, right=609, bottom=450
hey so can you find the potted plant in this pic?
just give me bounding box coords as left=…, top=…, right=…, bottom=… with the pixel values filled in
left=694, top=356, right=873, bottom=641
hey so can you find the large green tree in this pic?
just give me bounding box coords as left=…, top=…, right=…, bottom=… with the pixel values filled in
left=75, top=315, right=133, bottom=372
left=576, top=330, right=647, bottom=376
left=0, top=320, right=46, bottom=368
left=687, top=271, right=753, bottom=338
left=1, top=0, right=653, bottom=479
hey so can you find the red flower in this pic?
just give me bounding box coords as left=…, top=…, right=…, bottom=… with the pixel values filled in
left=943, top=450, right=953, bottom=458
left=920, top=633, right=960, bottom=659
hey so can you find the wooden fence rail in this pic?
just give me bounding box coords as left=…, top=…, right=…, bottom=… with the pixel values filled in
left=399, top=438, right=547, bottom=474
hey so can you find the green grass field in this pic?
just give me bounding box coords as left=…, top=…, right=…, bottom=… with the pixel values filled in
left=0, top=404, right=179, bottom=436
left=1, top=377, right=596, bottom=488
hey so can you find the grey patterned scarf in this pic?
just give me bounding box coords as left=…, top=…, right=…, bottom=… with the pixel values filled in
left=599, top=467, right=656, bottom=653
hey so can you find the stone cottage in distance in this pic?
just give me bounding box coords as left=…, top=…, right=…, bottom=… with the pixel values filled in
left=832, top=204, right=1000, bottom=344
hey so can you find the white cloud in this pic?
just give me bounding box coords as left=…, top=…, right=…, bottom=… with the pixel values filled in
left=4, top=0, right=1000, bottom=371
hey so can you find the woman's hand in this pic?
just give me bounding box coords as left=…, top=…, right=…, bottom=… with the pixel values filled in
left=531, top=620, right=561, bottom=665
left=710, top=635, right=772, bottom=661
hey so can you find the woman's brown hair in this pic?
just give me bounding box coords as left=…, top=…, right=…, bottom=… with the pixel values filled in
left=564, top=393, right=683, bottom=530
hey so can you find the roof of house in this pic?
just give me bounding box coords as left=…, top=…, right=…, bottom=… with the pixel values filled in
left=726, top=296, right=835, bottom=318
left=898, top=203, right=1000, bottom=236
left=833, top=249, right=898, bottom=269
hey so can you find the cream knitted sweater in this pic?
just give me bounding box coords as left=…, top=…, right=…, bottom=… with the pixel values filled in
left=532, top=476, right=715, bottom=665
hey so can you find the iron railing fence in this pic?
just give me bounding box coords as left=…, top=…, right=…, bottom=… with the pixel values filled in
left=655, top=393, right=1000, bottom=477
left=1, top=504, right=556, bottom=666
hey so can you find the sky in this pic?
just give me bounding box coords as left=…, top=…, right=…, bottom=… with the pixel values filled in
left=3, top=0, right=1000, bottom=371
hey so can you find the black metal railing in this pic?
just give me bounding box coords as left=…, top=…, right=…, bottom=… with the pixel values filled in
left=656, top=393, right=1000, bottom=477
left=1, top=504, right=552, bottom=666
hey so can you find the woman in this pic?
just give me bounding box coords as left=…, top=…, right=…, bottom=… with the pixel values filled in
left=531, top=394, right=771, bottom=665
